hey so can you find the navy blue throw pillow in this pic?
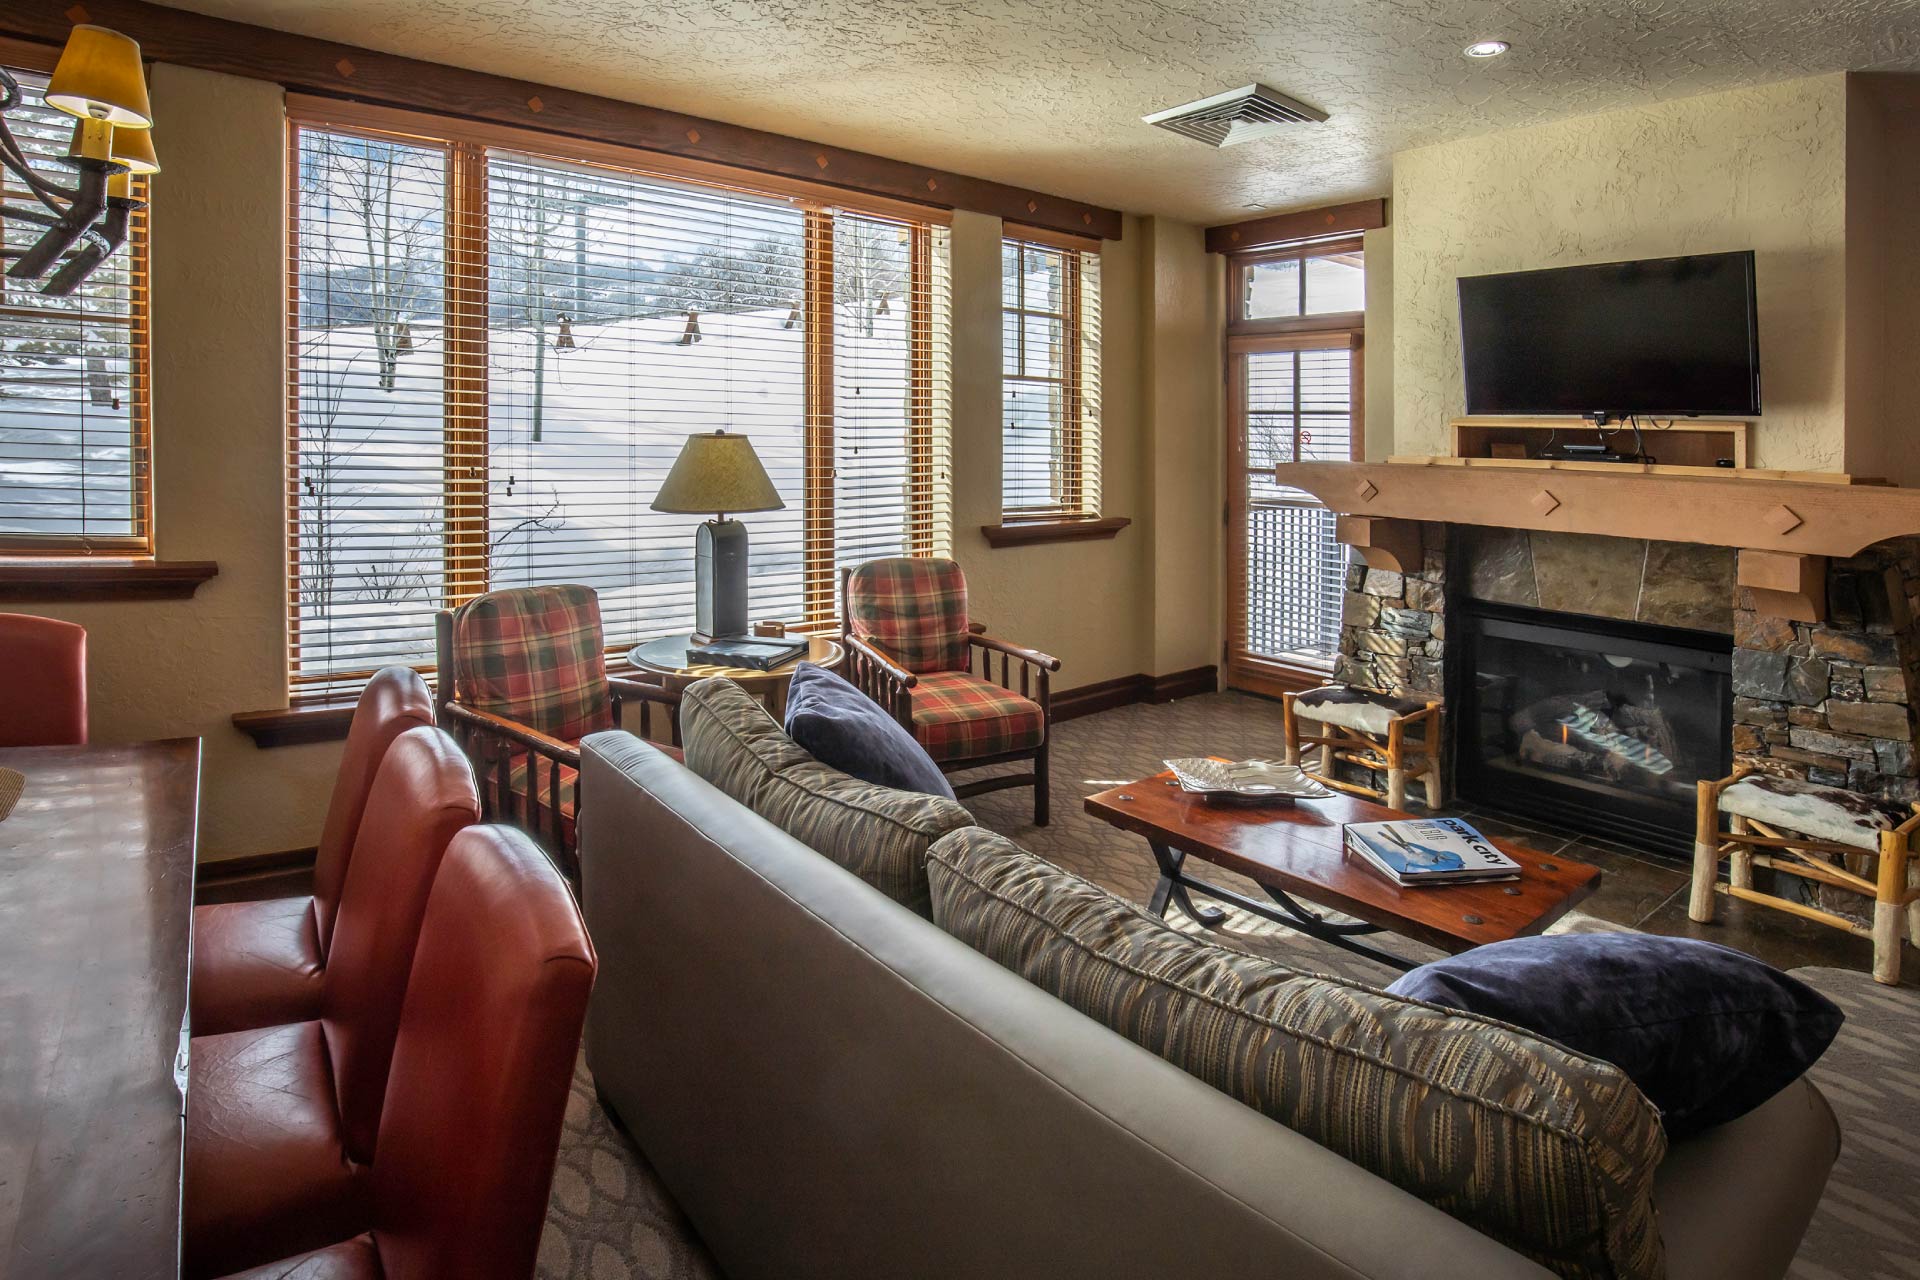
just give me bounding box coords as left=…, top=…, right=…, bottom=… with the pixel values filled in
left=784, top=661, right=956, bottom=800
left=1386, top=933, right=1843, bottom=1138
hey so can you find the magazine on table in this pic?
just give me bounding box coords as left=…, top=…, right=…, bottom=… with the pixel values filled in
left=1344, top=816, right=1521, bottom=886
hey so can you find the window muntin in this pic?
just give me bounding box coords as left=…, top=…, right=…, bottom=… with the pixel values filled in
left=288, top=119, right=949, bottom=699
left=0, top=66, right=151, bottom=553
left=1000, top=237, right=1100, bottom=520
left=1242, top=241, right=1364, bottom=322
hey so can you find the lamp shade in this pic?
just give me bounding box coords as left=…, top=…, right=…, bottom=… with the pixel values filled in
left=111, top=125, right=160, bottom=175
left=652, top=430, right=785, bottom=515
left=46, top=26, right=153, bottom=128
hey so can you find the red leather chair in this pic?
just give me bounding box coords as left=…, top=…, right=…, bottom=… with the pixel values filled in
left=191, top=668, right=436, bottom=1036
left=209, top=825, right=596, bottom=1280
left=182, top=726, right=480, bottom=1278
left=0, top=613, right=87, bottom=747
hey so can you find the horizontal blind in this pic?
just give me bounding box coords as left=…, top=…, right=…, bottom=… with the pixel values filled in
left=286, top=111, right=952, bottom=699
left=288, top=123, right=451, bottom=694
left=832, top=212, right=950, bottom=588
left=486, top=148, right=809, bottom=645
left=1000, top=238, right=1100, bottom=519
left=1242, top=345, right=1352, bottom=664
left=0, top=66, right=150, bottom=552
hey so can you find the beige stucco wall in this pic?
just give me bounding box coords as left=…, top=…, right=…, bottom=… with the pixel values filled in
left=1138, top=217, right=1224, bottom=680
left=20, top=64, right=342, bottom=861
left=1362, top=225, right=1394, bottom=461
left=947, top=212, right=1154, bottom=691
left=1390, top=74, right=1850, bottom=468
left=1845, top=73, right=1920, bottom=487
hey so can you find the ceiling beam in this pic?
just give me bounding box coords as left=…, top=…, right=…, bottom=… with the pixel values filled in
left=1206, top=198, right=1386, bottom=255
left=3, top=0, right=1123, bottom=240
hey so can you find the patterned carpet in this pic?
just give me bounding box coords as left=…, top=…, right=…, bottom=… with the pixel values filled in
left=539, top=692, right=1919, bottom=1279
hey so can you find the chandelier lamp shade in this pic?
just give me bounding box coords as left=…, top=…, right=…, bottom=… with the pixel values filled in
left=0, top=23, right=159, bottom=296
left=651, top=430, right=787, bottom=641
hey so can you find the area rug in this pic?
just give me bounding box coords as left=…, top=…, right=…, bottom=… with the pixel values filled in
left=538, top=693, right=1916, bottom=1278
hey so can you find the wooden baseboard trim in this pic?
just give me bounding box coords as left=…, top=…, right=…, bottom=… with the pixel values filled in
left=198, top=846, right=317, bottom=884
left=1052, top=665, right=1219, bottom=723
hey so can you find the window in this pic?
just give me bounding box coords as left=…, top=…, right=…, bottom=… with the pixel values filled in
left=0, top=66, right=150, bottom=554
left=288, top=113, right=950, bottom=699
left=1225, top=239, right=1363, bottom=693
left=1000, top=237, right=1100, bottom=520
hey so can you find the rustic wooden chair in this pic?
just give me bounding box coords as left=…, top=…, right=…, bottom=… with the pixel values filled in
left=435, top=583, right=680, bottom=873
left=1281, top=683, right=1443, bottom=811
left=1690, top=766, right=1920, bottom=984
left=840, top=557, right=1060, bottom=825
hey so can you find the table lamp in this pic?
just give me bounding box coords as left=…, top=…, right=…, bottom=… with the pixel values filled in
left=652, top=430, right=786, bottom=642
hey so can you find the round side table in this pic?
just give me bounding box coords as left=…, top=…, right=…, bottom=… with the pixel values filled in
left=622, top=633, right=845, bottom=719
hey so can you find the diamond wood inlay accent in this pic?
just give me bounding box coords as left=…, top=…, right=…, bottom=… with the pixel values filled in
left=685, top=128, right=700, bottom=144
left=1026, top=200, right=1037, bottom=213
left=64, top=5, right=88, bottom=23
left=926, top=177, right=938, bottom=191
left=815, top=153, right=829, bottom=169
left=526, top=95, right=543, bottom=112
left=1531, top=490, right=1561, bottom=516
left=1767, top=504, right=1805, bottom=534
left=1356, top=480, right=1379, bottom=502
left=335, top=58, right=355, bottom=77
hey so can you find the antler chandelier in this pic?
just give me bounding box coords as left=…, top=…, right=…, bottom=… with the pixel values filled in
left=0, top=24, right=159, bottom=297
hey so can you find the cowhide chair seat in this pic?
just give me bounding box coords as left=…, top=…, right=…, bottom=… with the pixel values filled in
left=1280, top=682, right=1442, bottom=812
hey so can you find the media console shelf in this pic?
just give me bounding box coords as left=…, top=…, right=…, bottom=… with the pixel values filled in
left=1449, top=416, right=1751, bottom=469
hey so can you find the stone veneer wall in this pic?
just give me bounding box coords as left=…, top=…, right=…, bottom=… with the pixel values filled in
left=1730, top=539, right=1920, bottom=805
left=1332, top=523, right=1448, bottom=700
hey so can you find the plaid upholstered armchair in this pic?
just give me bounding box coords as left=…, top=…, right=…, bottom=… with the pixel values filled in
left=841, top=557, right=1061, bottom=825
left=434, top=583, right=679, bottom=870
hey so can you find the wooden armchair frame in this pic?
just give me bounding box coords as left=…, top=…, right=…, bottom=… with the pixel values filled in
left=840, top=570, right=1062, bottom=825
left=1690, top=765, right=1920, bottom=984
left=434, top=610, right=681, bottom=873
left=1280, top=688, right=1443, bottom=812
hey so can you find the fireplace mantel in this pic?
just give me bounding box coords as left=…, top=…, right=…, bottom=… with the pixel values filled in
left=1275, top=458, right=1920, bottom=559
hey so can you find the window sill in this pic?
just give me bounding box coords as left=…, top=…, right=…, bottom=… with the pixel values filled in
left=980, top=516, right=1131, bottom=548
left=0, top=558, right=219, bottom=602
left=233, top=701, right=359, bottom=749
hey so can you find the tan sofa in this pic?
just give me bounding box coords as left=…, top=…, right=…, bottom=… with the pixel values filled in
left=578, top=731, right=1840, bottom=1280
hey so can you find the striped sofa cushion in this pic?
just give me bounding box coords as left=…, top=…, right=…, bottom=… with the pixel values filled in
left=681, top=677, right=974, bottom=916
left=927, top=828, right=1668, bottom=1280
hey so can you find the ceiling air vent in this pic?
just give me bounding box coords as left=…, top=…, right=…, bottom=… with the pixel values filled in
left=1142, top=84, right=1327, bottom=148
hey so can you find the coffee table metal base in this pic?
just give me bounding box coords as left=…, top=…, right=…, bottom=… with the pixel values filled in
left=1145, top=839, right=1417, bottom=972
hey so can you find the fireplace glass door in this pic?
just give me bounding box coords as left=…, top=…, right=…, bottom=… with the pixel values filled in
left=1454, top=602, right=1733, bottom=856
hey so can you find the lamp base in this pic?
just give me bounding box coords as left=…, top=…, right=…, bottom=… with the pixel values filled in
left=694, top=518, right=750, bottom=641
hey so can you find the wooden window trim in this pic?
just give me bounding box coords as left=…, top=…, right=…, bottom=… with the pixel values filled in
left=1226, top=236, right=1365, bottom=336
left=0, top=558, right=218, bottom=602
left=2, top=47, right=156, bottom=560
left=1205, top=198, right=1385, bottom=255
left=980, top=515, right=1130, bottom=548
left=1001, top=238, right=1092, bottom=522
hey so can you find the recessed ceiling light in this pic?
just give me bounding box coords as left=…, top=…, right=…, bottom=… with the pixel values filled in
left=1464, top=39, right=1511, bottom=58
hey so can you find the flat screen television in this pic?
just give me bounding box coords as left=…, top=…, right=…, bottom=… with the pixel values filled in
left=1458, top=250, right=1760, bottom=418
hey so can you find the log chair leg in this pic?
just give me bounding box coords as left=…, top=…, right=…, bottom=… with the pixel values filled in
left=1281, top=693, right=1300, bottom=767
left=1873, top=829, right=1907, bottom=985
left=1317, top=725, right=1334, bottom=778
left=1729, top=815, right=1755, bottom=891
left=1385, top=719, right=1407, bottom=812
left=1689, top=779, right=1722, bottom=924
left=1420, top=704, right=1444, bottom=809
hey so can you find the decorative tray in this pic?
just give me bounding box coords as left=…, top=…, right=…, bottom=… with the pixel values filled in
left=1163, top=758, right=1336, bottom=806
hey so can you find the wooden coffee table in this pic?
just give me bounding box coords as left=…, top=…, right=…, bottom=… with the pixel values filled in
left=1085, top=769, right=1601, bottom=971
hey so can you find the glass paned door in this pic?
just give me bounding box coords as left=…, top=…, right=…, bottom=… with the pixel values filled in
left=1226, top=336, right=1357, bottom=693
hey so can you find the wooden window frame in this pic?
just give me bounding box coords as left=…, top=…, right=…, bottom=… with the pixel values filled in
left=0, top=44, right=155, bottom=564
left=271, top=103, right=948, bottom=717
left=992, top=234, right=1113, bottom=550
left=1224, top=241, right=1366, bottom=698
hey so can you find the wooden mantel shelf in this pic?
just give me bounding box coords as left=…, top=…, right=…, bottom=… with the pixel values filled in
left=1276, top=459, right=1920, bottom=558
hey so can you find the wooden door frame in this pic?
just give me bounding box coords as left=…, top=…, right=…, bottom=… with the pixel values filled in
left=1223, top=329, right=1364, bottom=699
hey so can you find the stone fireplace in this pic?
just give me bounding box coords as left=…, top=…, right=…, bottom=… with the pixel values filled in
left=1331, top=525, right=1920, bottom=876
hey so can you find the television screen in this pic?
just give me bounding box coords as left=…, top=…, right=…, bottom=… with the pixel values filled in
left=1458, top=251, right=1760, bottom=417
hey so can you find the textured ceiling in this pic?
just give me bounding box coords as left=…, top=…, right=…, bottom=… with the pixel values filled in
left=165, top=0, right=1920, bottom=223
